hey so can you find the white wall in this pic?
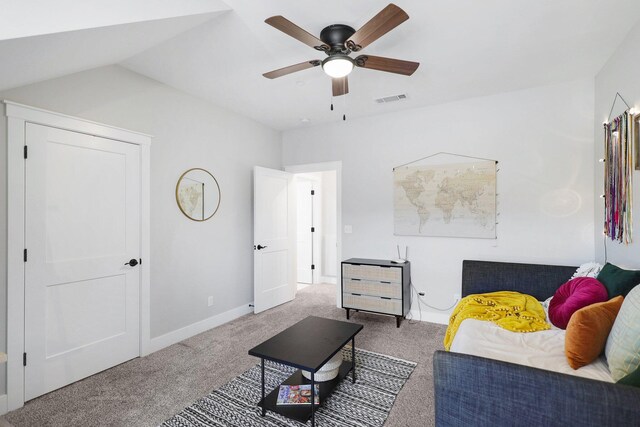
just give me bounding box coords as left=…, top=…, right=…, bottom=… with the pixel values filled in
left=0, top=65, right=281, bottom=394
left=283, top=79, right=595, bottom=322
left=594, top=19, right=640, bottom=268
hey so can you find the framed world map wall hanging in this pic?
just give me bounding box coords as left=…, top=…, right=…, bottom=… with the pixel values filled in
left=393, top=159, right=497, bottom=238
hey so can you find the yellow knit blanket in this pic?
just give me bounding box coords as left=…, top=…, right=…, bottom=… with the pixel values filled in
left=444, top=291, right=550, bottom=351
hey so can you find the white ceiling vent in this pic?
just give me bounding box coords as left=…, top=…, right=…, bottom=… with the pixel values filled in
left=375, top=94, right=408, bottom=104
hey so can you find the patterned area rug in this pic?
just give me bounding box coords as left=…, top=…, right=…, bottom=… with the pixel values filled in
left=160, top=347, right=416, bottom=427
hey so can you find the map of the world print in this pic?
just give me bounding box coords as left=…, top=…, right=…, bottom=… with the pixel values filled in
left=394, top=160, right=496, bottom=238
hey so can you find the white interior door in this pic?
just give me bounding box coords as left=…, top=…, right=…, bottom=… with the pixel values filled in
left=296, top=179, right=313, bottom=284
left=25, top=123, right=140, bottom=400
left=253, top=166, right=296, bottom=314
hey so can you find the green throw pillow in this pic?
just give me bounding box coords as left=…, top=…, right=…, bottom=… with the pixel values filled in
left=618, top=366, right=640, bottom=388
left=597, top=263, right=640, bottom=297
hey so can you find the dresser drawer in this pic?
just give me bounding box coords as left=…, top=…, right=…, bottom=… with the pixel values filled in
left=342, top=264, right=402, bottom=283
left=343, top=278, right=402, bottom=299
left=343, top=293, right=402, bottom=315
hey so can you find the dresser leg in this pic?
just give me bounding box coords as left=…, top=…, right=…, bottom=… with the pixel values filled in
left=346, top=308, right=350, bottom=320
left=396, top=316, right=401, bottom=328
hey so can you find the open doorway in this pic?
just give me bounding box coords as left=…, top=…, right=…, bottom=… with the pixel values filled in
left=286, top=162, right=341, bottom=302
left=295, top=171, right=338, bottom=289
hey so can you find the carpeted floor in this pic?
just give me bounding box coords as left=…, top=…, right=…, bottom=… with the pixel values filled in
left=2, top=284, right=446, bottom=427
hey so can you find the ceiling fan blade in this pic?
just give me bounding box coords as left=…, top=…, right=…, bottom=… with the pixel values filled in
left=263, top=60, right=321, bottom=79
left=355, top=55, right=419, bottom=76
left=332, top=76, right=349, bottom=97
left=265, top=16, right=330, bottom=51
left=346, top=4, right=409, bottom=52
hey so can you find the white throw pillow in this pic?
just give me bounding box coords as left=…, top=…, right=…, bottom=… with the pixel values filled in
left=605, top=284, right=640, bottom=381
left=571, top=262, right=603, bottom=280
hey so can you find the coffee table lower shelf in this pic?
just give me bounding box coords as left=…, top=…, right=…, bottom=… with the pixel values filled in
left=258, top=361, right=353, bottom=423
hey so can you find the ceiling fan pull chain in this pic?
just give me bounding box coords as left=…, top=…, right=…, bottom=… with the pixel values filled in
left=343, top=89, right=347, bottom=121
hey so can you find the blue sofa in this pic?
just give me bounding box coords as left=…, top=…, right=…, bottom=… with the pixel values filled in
left=433, top=260, right=640, bottom=426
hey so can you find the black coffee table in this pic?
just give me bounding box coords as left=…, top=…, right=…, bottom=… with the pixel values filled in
left=248, top=316, right=363, bottom=426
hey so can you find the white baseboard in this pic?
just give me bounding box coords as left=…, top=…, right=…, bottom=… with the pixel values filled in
left=146, top=303, right=253, bottom=355
left=320, top=276, right=337, bottom=285
left=0, top=394, right=7, bottom=416
left=408, top=309, right=450, bottom=325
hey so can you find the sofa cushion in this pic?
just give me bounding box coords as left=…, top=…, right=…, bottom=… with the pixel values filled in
left=549, top=277, right=608, bottom=329
left=565, top=296, right=623, bottom=369
left=618, top=365, right=640, bottom=388
left=605, top=284, right=640, bottom=381
left=597, top=263, right=640, bottom=298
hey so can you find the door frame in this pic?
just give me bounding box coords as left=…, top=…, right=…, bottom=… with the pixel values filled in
left=295, top=174, right=321, bottom=285
left=284, top=161, right=342, bottom=308
left=4, top=101, right=152, bottom=411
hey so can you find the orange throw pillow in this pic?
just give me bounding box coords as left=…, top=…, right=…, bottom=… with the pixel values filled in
left=565, top=296, right=624, bottom=370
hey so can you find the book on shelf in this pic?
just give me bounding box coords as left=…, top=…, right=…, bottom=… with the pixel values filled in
left=276, top=384, right=320, bottom=405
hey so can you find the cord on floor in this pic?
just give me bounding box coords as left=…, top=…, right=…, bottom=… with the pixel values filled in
left=405, top=282, right=459, bottom=324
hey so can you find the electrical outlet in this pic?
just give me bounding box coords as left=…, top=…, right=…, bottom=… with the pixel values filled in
left=453, top=293, right=461, bottom=302
left=207, top=296, right=214, bottom=307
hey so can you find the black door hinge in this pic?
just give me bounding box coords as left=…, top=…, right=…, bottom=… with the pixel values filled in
left=24, top=145, right=28, bottom=159
left=139, top=258, right=143, bottom=265
left=23, top=352, right=27, bottom=366
left=311, top=264, right=315, bottom=270
left=310, top=190, right=315, bottom=195
left=311, top=227, right=315, bottom=232
left=23, top=248, right=27, bottom=262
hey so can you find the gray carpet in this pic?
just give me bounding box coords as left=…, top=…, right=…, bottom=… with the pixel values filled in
left=2, top=284, right=446, bottom=427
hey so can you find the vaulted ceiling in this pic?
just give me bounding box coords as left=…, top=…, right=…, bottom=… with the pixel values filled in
left=2, top=1, right=640, bottom=130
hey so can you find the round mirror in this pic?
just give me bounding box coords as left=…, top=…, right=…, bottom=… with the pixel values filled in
left=176, top=168, right=220, bottom=221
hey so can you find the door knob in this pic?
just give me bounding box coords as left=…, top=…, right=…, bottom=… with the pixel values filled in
left=256, top=245, right=268, bottom=250
left=125, top=259, right=139, bottom=267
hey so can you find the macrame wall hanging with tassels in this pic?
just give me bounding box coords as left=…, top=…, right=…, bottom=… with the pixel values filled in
left=603, top=92, right=635, bottom=245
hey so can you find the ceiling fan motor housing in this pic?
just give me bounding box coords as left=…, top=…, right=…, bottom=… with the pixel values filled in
left=320, top=24, right=356, bottom=54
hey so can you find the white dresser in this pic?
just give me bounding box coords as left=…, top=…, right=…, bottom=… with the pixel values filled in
left=341, top=258, right=411, bottom=327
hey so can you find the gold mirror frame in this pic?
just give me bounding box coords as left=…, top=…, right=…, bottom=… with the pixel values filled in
left=175, top=168, right=221, bottom=222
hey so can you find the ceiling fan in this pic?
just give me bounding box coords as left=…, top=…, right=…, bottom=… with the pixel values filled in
left=262, top=3, right=419, bottom=98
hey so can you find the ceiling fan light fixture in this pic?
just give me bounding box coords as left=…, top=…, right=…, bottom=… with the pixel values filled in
left=322, top=55, right=354, bottom=78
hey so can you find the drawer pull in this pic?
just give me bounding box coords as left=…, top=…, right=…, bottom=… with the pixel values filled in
left=380, top=296, right=392, bottom=300
left=351, top=278, right=361, bottom=281
left=352, top=293, right=362, bottom=296
left=380, top=281, right=391, bottom=284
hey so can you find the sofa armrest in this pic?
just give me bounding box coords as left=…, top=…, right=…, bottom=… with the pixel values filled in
left=433, top=351, right=640, bottom=426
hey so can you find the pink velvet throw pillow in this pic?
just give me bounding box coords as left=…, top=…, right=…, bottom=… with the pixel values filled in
left=549, top=277, right=608, bottom=329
